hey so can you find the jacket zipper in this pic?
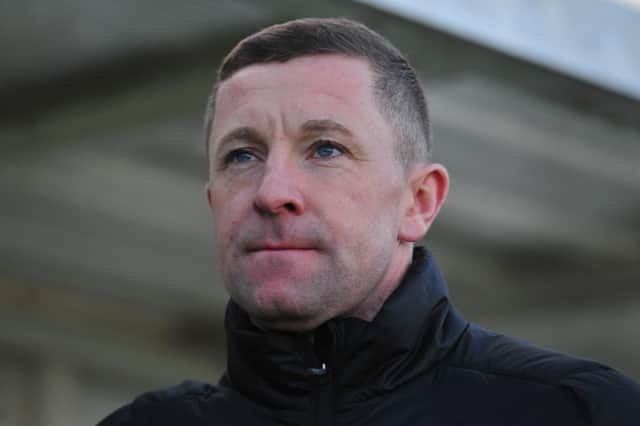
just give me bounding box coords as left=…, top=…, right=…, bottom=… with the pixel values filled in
left=310, top=321, right=340, bottom=426
left=312, top=363, right=333, bottom=426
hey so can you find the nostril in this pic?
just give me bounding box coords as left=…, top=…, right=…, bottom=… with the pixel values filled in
left=284, top=202, right=296, bottom=212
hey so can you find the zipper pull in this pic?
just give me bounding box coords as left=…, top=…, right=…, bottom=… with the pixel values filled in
left=307, top=362, right=327, bottom=376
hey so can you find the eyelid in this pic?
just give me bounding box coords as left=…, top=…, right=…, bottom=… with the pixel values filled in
left=311, top=138, right=343, bottom=148
left=218, top=147, right=261, bottom=169
left=310, top=139, right=347, bottom=154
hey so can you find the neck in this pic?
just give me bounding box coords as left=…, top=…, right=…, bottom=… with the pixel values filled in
left=347, top=242, right=414, bottom=322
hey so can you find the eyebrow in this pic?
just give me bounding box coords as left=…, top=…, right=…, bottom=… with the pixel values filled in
left=214, top=119, right=353, bottom=152
left=215, top=126, right=263, bottom=152
left=301, top=119, right=353, bottom=137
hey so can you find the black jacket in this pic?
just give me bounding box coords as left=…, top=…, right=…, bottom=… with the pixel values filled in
left=99, top=248, right=640, bottom=425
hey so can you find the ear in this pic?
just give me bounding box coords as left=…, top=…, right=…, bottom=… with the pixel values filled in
left=398, top=163, right=449, bottom=242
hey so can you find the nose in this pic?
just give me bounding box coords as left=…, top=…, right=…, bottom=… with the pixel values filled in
left=253, top=162, right=304, bottom=216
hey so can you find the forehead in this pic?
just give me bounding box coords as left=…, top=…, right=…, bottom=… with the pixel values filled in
left=222, top=54, right=373, bottom=98
left=212, top=54, right=382, bottom=129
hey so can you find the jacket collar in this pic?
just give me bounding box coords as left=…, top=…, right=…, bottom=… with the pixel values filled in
left=221, top=247, right=468, bottom=408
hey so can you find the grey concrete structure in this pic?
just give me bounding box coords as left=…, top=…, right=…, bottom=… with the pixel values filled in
left=1, top=1, right=639, bottom=424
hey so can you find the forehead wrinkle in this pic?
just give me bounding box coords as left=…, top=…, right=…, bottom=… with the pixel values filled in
left=301, top=119, right=353, bottom=138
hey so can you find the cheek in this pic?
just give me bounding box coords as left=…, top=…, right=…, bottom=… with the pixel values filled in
left=344, top=182, right=386, bottom=212
left=213, top=215, right=238, bottom=248
left=320, top=188, right=377, bottom=240
left=209, top=188, right=246, bottom=246
left=345, top=182, right=404, bottom=233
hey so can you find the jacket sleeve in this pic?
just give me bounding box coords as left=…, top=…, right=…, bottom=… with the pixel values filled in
left=561, top=366, right=640, bottom=426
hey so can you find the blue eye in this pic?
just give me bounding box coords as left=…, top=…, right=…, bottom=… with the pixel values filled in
left=312, top=141, right=344, bottom=159
left=225, top=149, right=256, bottom=164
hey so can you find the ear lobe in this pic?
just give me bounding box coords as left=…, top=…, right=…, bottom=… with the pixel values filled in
left=398, top=164, right=449, bottom=243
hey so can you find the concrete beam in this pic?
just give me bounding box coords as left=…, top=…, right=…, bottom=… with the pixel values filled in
left=358, top=0, right=640, bottom=100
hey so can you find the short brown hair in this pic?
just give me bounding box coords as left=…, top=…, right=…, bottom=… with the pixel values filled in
left=205, top=17, right=431, bottom=169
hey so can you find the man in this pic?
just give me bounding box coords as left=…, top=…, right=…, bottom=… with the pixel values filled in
left=100, top=18, right=640, bottom=425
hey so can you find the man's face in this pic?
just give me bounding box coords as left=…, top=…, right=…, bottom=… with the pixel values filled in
left=207, top=54, right=417, bottom=330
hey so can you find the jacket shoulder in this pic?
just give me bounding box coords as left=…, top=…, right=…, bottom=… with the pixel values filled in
left=560, top=365, right=640, bottom=426
left=97, top=380, right=221, bottom=426
left=445, top=324, right=640, bottom=425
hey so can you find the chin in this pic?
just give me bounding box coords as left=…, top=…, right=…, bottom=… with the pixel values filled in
left=241, top=291, right=326, bottom=331
left=225, top=268, right=332, bottom=330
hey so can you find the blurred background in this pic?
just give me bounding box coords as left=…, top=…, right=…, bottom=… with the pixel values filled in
left=1, top=0, right=639, bottom=424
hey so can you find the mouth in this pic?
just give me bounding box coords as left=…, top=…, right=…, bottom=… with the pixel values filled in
left=247, top=242, right=317, bottom=252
